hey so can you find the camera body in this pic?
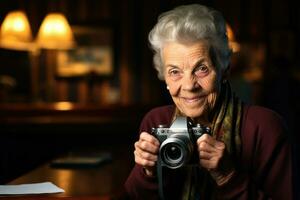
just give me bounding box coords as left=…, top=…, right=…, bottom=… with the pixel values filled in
left=152, top=116, right=210, bottom=169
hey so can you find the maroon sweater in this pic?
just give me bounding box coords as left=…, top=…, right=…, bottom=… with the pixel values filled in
left=125, top=104, right=293, bottom=199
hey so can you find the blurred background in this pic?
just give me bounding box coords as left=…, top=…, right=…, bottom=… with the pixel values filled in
left=0, top=0, right=299, bottom=197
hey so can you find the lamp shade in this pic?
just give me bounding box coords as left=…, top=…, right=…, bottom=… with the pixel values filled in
left=226, top=24, right=240, bottom=52
left=36, top=13, right=75, bottom=50
left=0, top=10, right=33, bottom=50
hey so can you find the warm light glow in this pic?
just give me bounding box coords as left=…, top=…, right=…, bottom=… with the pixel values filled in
left=54, top=169, right=73, bottom=193
left=54, top=101, right=74, bottom=111
left=37, top=13, right=75, bottom=49
left=0, top=10, right=34, bottom=50
left=226, top=24, right=240, bottom=52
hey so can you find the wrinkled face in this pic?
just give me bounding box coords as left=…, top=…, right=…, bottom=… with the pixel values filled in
left=163, top=41, right=222, bottom=120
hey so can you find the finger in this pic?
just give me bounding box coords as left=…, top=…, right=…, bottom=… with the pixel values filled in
left=135, top=147, right=158, bottom=161
left=135, top=139, right=159, bottom=154
left=214, top=141, right=225, bottom=150
left=197, top=134, right=215, bottom=148
left=197, top=134, right=225, bottom=150
left=197, top=141, right=216, bottom=153
left=199, top=159, right=217, bottom=170
left=134, top=150, right=156, bottom=167
left=198, top=141, right=224, bottom=159
left=140, top=132, right=160, bottom=146
left=197, top=134, right=211, bottom=143
left=198, top=150, right=211, bottom=160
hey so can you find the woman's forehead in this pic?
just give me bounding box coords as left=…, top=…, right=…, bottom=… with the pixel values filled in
left=162, top=41, right=211, bottom=64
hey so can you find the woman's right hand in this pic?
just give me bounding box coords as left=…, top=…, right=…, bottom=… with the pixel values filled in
left=134, top=131, right=160, bottom=176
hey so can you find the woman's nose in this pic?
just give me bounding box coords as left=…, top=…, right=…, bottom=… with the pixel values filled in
left=182, top=75, right=199, bottom=91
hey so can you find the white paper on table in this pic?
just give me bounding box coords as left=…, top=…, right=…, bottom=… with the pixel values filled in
left=0, top=182, right=64, bottom=195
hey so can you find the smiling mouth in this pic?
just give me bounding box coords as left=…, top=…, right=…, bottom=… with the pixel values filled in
left=182, top=96, right=205, bottom=103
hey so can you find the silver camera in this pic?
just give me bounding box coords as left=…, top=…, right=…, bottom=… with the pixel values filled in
left=152, top=117, right=210, bottom=169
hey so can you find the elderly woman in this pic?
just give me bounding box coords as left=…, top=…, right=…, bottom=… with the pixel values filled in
left=125, top=4, right=293, bottom=200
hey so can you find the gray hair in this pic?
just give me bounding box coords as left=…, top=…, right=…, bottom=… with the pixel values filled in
left=148, top=4, right=232, bottom=80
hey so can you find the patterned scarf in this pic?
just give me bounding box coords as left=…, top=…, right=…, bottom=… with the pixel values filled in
left=179, top=82, right=243, bottom=199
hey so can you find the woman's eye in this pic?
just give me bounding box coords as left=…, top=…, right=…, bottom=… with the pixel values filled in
left=168, top=69, right=181, bottom=76
left=194, top=65, right=209, bottom=77
left=167, top=68, right=182, bottom=80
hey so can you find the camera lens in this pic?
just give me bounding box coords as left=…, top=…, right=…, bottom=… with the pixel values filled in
left=161, top=142, right=184, bottom=168
left=160, top=136, right=193, bottom=169
left=165, top=144, right=182, bottom=160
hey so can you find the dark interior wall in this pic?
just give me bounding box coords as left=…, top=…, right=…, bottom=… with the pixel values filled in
left=0, top=0, right=299, bottom=106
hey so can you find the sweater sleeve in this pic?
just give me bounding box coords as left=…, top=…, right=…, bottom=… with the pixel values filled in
left=124, top=106, right=174, bottom=200
left=216, top=106, right=293, bottom=200
left=125, top=164, right=160, bottom=200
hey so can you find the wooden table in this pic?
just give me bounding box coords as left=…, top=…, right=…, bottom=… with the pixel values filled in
left=4, top=145, right=133, bottom=200
left=0, top=197, right=110, bottom=200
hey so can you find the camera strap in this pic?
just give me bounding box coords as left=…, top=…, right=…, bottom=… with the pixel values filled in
left=157, top=158, right=165, bottom=200
left=186, top=117, right=197, bottom=144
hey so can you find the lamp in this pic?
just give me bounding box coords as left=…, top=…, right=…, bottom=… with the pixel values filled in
left=226, top=24, right=240, bottom=53
left=36, top=13, right=75, bottom=50
left=0, top=11, right=75, bottom=102
left=0, top=10, right=34, bottom=51
left=35, top=13, right=75, bottom=101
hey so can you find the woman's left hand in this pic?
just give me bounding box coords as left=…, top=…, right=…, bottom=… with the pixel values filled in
left=197, top=134, right=235, bottom=186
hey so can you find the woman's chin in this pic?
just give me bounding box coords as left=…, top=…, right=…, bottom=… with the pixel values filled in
left=180, top=108, right=205, bottom=119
